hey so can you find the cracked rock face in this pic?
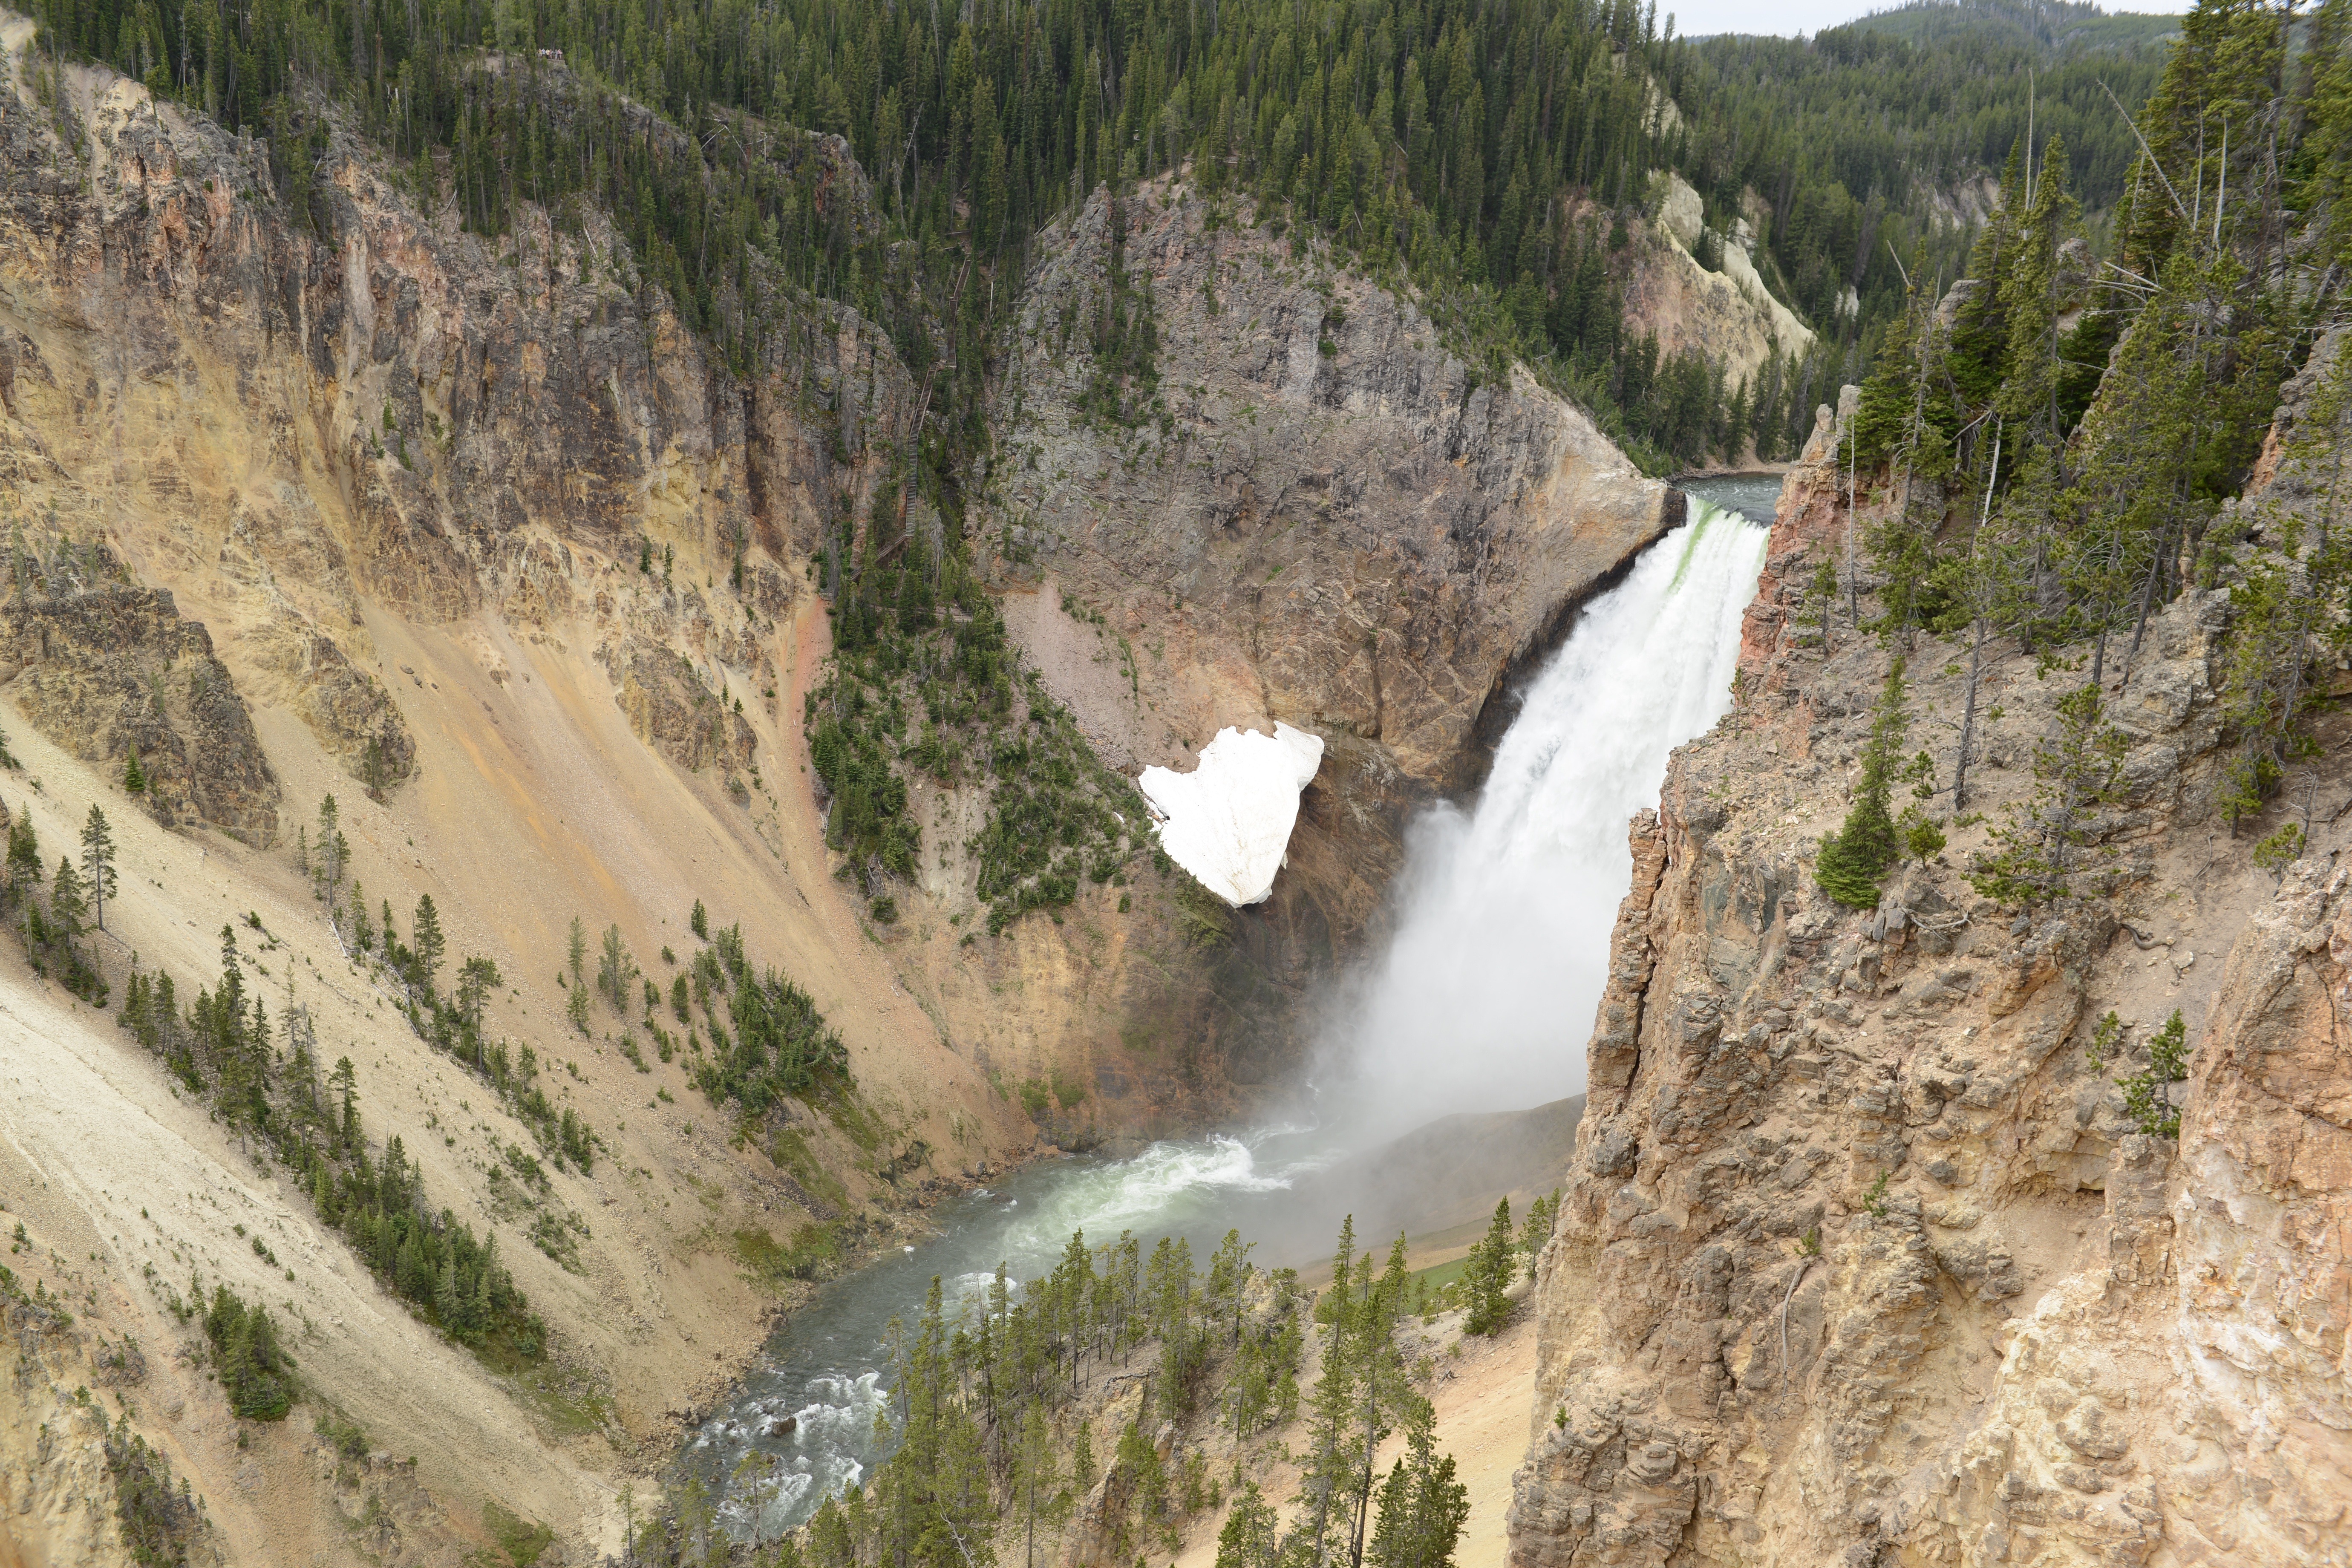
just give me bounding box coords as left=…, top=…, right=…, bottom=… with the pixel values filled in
left=0, top=534, right=280, bottom=844
left=0, top=53, right=903, bottom=794
left=986, top=179, right=1679, bottom=972
left=1508, top=358, right=2352, bottom=1566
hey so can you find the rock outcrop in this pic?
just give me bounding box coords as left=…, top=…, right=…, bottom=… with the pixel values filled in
left=603, top=638, right=759, bottom=780
left=1633, top=173, right=1816, bottom=392
left=0, top=532, right=280, bottom=843
left=986, top=178, right=1681, bottom=969
left=1508, top=358, right=2352, bottom=1565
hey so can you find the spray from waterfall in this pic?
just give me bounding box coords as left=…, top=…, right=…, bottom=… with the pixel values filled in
left=688, top=496, right=1773, bottom=1542
left=1330, top=501, right=1770, bottom=1134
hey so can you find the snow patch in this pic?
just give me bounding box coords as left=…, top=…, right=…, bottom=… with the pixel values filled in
left=1140, top=724, right=1324, bottom=907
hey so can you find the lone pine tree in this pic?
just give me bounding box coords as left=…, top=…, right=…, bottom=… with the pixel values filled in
left=80, top=805, right=117, bottom=932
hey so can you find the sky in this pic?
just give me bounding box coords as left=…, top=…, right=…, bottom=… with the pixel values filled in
left=1667, top=0, right=2193, bottom=40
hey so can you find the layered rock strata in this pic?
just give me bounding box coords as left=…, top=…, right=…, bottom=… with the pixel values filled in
left=1509, top=369, right=2352, bottom=1565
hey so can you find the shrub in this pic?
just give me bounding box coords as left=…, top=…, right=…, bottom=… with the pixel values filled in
left=1969, top=684, right=2128, bottom=904
left=2252, top=820, right=2306, bottom=877
left=691, top=925, right=850, bottom=1114
left=2119, top=1011, right=2190, bottom=1138
left=1816, top=659, right=1912, bottom=909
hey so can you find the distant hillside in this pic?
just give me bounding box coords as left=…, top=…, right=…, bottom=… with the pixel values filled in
left=1677, top=7, right=2168, bottom=338
left=1848, top=0, right=2183, bottom=55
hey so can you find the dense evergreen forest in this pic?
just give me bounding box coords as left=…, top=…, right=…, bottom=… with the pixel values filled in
left=655, top=1211, right=1546, bottom=1568
left=1810, top=0, right=2350, bottom=916
left=1848, top=0, right=2182, bottom=54
left=1677, top=8, right=2173, bottom=332
left=24, top=0, right=2174, bottom=477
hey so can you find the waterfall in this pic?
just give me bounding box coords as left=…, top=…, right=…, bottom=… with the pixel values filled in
left=689, top=496, right=1772, bottom=1542
left=1334, top=500, right=1771, bottom=1131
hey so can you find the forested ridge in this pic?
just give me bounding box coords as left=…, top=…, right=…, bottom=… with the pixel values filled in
left=1676, top=13, right=2171, bottom=331
left=22, top=0, right=2179, bottom=476
left=1808, top=0, right=2350, bottom=915
left=1847, top=0, right=2183, bottom=53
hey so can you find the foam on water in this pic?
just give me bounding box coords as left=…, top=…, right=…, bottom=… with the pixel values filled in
left=686, top=490, right=1775, bottom=1541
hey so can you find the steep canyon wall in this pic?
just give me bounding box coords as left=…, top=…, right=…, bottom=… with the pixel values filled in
left=1510, top=361, right=2352, bottom=1566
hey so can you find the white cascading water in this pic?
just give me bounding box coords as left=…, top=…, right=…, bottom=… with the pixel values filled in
left=692, top=495, right=1772, bottom=1541
left=1335, top=500, right=1770, bottom=1130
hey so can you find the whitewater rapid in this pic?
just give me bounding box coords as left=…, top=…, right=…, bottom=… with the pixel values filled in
left=684, top=490, right=1773, bottom=1540
left=1337, top=500, right=1770, bottom=1127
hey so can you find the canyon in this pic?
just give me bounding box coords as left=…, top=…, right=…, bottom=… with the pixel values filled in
left=0, top=16, right=1713, bottom=1564
left=0, top=0, right=2345, bottom=1562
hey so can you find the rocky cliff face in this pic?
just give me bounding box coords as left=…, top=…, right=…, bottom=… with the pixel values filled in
left=983, top=178, right=1680, bottom=974
left=0, top=40, right=902, bottom=797
left=1630, top=175, right=1816, bottom=396
left=1508, top=363, right=2352, bottom=1565
left=0, top=527, right=280, bottom=842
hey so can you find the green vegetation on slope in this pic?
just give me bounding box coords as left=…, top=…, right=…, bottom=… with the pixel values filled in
left=1813, top=0, right=2351, bottom=914
left=19, top=0, right=2055, bottom=481
left=1847, top=0, right=2183, bottom=56
left=808, top=531, right=1153, bottom=935
left=1678, top=16, right=2170, bottom=334
left=120, top=925, right=548, bottom=1367
left=654, top=1219, right=1473, bottom=1568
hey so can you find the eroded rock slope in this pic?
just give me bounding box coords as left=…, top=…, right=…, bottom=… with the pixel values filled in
left=1510, top=370, right=2352, bottom=1566
left=985, top=178, right=1681, bottom=973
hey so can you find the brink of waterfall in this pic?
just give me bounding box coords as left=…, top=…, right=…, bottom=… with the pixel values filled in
left=1332, top=502, right=1770, bottom=1133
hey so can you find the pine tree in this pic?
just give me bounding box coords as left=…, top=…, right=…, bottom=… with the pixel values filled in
left=1945, top=138, right=2027, bottom=406
left=80, top=805, right=117, bottom=931
left=314, top=795, right=344, bottom=903
left=1012, top=1404, right=1065, bottom=1568
left=331, top=1056, right=360, bottom=1146
left=1366, top=1402, right=1469, bottom=1568
left=457, top=955, right=502, bottom=1032
left=51, top=855, right=86, bottom=938
left=1814, top=659, right=1910, bottom=909
left=1464, top=1198, right=1515, bottom=1336
left=1213, top=1482, right=1281, bottom=1568
left=411, top=894, right=445, bottom=995
left=1995, top=134, right=2081, bottom=446
left=6, top=813, right=40, bottom=935
left=599, top=923, right=634, bottom=1011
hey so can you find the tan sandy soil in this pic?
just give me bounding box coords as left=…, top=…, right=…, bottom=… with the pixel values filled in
left=0, top=565, right=1047, bottom=1560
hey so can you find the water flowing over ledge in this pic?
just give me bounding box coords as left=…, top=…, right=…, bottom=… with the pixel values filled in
left=1334, top=500, right=1771, bottom=1131
left=684, top=494, right=1773, bottom=1541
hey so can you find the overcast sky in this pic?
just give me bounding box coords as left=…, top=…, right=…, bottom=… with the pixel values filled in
left=1667, top=0, right=2193, bottom=40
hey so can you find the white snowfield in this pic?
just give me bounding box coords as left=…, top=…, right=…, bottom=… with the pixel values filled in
left=1140, top=723, right=1325, bottom=907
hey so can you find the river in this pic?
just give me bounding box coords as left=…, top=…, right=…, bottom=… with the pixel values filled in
left=678, top=479, right=1778, bottom=1542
